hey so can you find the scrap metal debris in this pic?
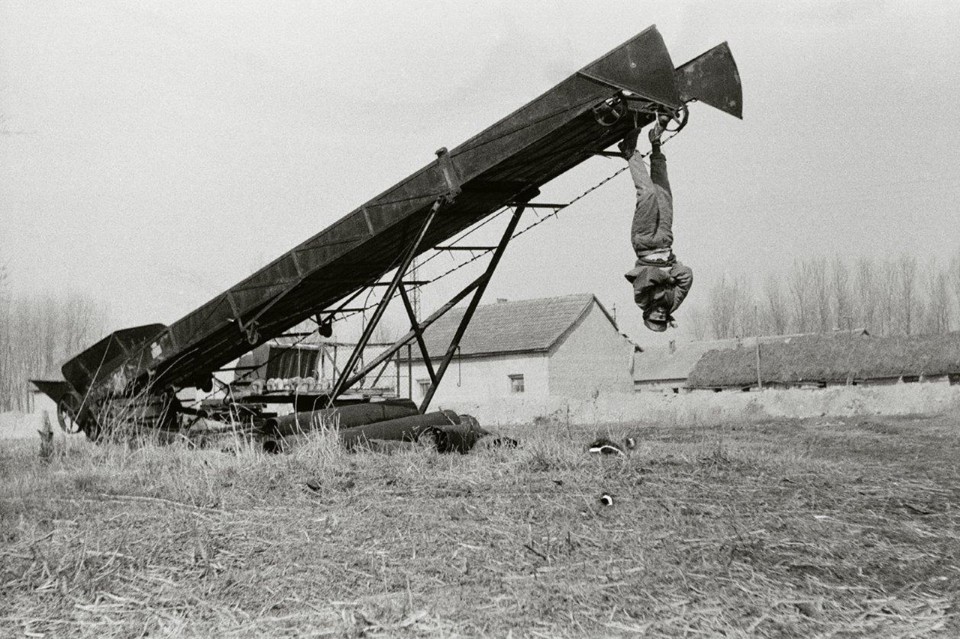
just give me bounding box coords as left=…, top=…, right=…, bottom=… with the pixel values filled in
left=589, top=438, right=626, bottom=456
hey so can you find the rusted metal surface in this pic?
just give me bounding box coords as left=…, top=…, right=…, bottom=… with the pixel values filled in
left=337, top=410, right=463, bottom=450
left=675, top=42, right=743, bottom=119
left=265, top=399, right=419, bottom=439
left=337, top=411, right=494, bottom=454
left=60, top=324, right=166, bottom=397
left=29, top=379, right=73, bottom=406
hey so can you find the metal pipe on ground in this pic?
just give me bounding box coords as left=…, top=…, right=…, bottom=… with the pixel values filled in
left=262, top=409, right=457, bottom=454
left=264, top=399, right=418, bottom=439
left=262, top=409, right=499, bottom=455
left=339, top=410, right=463, bottom=450
left=341, top=411, right=496, bottom=454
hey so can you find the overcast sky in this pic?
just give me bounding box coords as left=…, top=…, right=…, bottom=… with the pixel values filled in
left=2, top=0, right=959, bottom=347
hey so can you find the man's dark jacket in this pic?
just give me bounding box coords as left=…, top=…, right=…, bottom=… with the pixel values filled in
left=624, top=261, right=694, bottom=316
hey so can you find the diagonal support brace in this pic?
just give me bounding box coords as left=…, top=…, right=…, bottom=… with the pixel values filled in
left=419, top=202, right=526, bottom=412
left=326, top=200, right=441, bottom=406
left=399, top=284, right=436, bottom=385
left=335, top=276, right=483, bottom=392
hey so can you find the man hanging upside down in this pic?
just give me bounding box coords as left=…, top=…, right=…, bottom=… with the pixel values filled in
left=619, top=117, right=693, bottom=332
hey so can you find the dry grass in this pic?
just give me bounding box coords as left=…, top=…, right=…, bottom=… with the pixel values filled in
left=2, top=412, right=960, bottom=637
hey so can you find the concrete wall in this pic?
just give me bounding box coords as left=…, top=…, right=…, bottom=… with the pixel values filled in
left=548, top=303, right=634, bottom=399
left=704, top=375, right=957, bottom=392
left=408, top=353, right=549, bottom=407
left=432, top=383, right=960, bottom=428
left=634, top=379, right=687, bottom=393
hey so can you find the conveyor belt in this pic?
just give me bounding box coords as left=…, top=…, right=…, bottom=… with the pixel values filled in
left=60, top=26, right=741, bottom=399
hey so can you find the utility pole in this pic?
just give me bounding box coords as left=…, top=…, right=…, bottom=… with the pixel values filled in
left=410, top=257, right=421, bottom=323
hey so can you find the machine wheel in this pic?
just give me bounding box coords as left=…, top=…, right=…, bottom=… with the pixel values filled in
left=593, top=97, right=626, bottom=127
left=661, top=104, right=689, bottom=134
left=56, top=393, right=83, bottom=435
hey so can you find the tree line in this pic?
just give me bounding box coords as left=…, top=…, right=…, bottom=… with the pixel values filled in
left=684, top=252, right=960, bottom=341
left=0, top=263, right=108, bottom=411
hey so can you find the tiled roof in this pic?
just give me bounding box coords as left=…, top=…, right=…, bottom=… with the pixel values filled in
left=634, top=340, right=731, bottom=382
left=402, top=293, right=611, bottom=360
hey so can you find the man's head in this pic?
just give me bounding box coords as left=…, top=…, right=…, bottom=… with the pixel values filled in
left=643, top=306, right=669, bottom=332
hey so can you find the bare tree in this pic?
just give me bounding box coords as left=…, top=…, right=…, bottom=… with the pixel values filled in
left=807, top=258, right=831, bottom=332
left=897, top=254, right=918, bottom=335
left=0, top=260, right=7, bottom=412
left=707, top=275, right=741, bottom=339
left=831, top=256, right=851, bottom=330
left=922, top=269, right=951, bottom=335
left=685, top=305, right=709, bottom=341
left=876, top=260, right=900, bottom=335
left=736, top=282, right=760, bottom=338
left=0, top=289, right=108, bottom=411
left=854, top=257, right=877, bottom=333
left=950, top=250, right=960, bottom=326
left=763, top=274, right=789, bottom=335
left=788, top=259, right=812, bottom=333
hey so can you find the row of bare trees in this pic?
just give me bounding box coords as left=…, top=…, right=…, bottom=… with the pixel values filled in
left=685, top=252, right=960, bottom=341
left=0, top=264, right=108, bottom=411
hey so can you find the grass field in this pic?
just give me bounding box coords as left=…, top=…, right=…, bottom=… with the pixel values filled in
left=2, top=411, right=959, bottom=637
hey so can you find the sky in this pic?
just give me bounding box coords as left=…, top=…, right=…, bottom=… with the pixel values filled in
left=2, top=0, right=959, bottom=349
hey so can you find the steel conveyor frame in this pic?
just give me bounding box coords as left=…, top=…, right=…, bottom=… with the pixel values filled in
left=44, top=27, right=742, bottom=433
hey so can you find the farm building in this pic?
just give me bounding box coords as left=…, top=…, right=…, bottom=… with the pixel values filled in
left=632, top=339, right=726, bottom=393
left=687, top=331, right=960, bottom=391
left=399, top=294, right=637, bottom=405
left=634, top=330, right=870, bottom=393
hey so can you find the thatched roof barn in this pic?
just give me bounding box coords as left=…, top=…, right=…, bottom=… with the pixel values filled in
left=633, top=330, right=868, bottom=392
left=687, top=331, right=960, bottom=390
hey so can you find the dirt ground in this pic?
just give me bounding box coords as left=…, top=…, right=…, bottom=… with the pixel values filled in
left=2, top=412, right=959, bottom=637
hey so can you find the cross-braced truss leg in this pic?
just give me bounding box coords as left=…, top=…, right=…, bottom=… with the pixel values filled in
left=327, top=201, right=528, bottom=411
